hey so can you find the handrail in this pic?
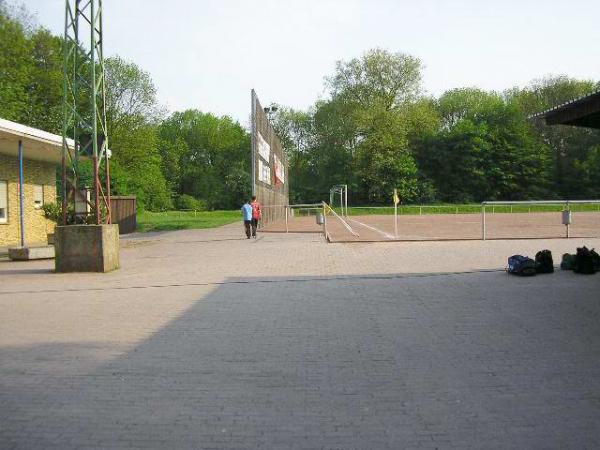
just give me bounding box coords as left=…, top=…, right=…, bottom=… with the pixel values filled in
left=261, top=203, right=323, bottom=208
left=482, top=200, right=600, bottom=205
left=323, top=202, right=360, bottom=237
left=480, top=199, right=600, bottom=239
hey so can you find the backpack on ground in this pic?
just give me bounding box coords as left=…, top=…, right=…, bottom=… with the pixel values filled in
left=591, top=248, right=600, bottom=271
left=535, top=250, right=554, bottom=273
left=561, top=253, right=576, bottom=270
left=574, top=246, right=596, bottom=275
left=508, top=255, right=537, bottom=276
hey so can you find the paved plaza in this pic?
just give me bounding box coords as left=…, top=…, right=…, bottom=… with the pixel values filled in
left=1, top=224, right=600, bottom=449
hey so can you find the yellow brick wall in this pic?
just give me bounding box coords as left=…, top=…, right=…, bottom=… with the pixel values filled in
left=0, top=153, right=57, bottom=247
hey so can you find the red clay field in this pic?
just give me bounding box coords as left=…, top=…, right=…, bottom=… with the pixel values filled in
left=263, top=211, right=600, bottom=242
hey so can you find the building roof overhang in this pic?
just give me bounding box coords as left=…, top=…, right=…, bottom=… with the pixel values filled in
left=0, top=118, right=75, bottom=164
left=531, top=90, right=600, bottom=129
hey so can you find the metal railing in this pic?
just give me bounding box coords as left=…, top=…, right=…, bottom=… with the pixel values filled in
left=285, top=203, right=323, bottom=233
left=481, top=200, right=600, bottom=240
left=323, top=202, right=359, bottom=237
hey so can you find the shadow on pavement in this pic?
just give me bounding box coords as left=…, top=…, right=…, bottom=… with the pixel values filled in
left=1, top=271, right=600, bottom=449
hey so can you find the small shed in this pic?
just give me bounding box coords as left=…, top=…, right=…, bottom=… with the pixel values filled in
left=110, top=196, right=137, bottom=234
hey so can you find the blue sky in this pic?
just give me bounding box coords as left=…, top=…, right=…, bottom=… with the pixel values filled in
left=25, top=0, right=600, bottom=125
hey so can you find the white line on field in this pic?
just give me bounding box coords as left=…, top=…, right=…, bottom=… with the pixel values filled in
left=348, top=218, right=395, bottom=240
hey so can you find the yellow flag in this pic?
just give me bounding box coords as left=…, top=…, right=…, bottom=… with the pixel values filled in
left=393, top=189, right=400, bottom=205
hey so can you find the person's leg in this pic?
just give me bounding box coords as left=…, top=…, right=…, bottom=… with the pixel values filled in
left=244, top=221, right=251, bottom=238
left=251, top=218, right=258, bottom=237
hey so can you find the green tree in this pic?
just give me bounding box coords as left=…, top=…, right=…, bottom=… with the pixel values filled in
left=508, top=76, right=600, bottom=198
left=326, top=49, right=426, bottom=202
left=0, top=8, right=33, bottom=123
left=104, top=56, right=172, bottom=210
left=158, top=110, right=251, bottom=209
left=327, top=48, right=422, bottom=110
left=418, top=88, right=552, bottom=202
left=26, top=28, right=63, bottom=133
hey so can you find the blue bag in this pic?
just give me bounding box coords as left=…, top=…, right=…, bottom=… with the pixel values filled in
left=508, top=255, right=537, bottom=276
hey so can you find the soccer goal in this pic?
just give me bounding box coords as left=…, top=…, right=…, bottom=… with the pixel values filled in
left=329, top=185, right=348, bottom=217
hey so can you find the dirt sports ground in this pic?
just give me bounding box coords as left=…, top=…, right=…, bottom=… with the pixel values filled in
left=263, top=211, right=600, bottom=242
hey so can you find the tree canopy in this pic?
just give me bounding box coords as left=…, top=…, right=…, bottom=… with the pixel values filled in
left=275, top=51, right=600, bottom=204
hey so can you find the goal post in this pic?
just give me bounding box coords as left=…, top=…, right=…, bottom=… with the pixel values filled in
left=329, top=184, right=348, bottom=217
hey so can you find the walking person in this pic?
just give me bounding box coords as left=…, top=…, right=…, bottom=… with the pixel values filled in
left=241, top=199, right=253, bottom=239
left=250, top=196, right=262, bottom=238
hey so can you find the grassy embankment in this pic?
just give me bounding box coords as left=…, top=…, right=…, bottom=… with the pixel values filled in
left=137, top=210, right=240, bottom=232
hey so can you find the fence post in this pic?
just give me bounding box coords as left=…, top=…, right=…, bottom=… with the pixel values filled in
left=322, top=201, right=328, bottom=240
left=344, top=185, right=348, bottom=217
left=394, top=197, right=398, bottom=238
left=481, top=203, right=486, bottom=240
left=419, top=206, right=422, bottom=215
left=566, top=201, right=570, bottom=239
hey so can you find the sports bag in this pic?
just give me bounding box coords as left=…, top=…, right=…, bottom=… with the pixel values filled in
left=535, top=250, right=554, bottom=273
left=591, top=248, right=600, bottom=271
left=560, top=253, right=576, bottom=270
left=574, top=246, right=596, bottom=275
left=508, top=255, right=537, bottom=276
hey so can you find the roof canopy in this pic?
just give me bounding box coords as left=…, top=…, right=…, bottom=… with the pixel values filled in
left=0, top=118, right=74, bottom=164
left=533, top=90, right=600, bottom=129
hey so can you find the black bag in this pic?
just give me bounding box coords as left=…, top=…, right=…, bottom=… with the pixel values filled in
left=574, top=246, right=596, bottom=275
left=560, top=253, right=576, bottom=270
left=591, top=248, right=600, bottom=271
left=508, top=255, right=537, bottom=276
left=535, top=250, right=554, bottom=273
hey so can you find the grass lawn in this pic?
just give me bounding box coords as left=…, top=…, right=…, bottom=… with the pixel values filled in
left=137, top=210, right=240, bottom=232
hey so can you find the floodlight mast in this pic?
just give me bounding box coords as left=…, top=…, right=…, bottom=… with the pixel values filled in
left=62, top=0, right=111, bottom=225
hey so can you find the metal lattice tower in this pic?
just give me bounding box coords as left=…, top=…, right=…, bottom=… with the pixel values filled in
left=61, top=0, right=111, bottom=225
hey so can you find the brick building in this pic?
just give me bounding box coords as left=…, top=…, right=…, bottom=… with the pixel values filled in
left=0, top=118, right=72, bottom=248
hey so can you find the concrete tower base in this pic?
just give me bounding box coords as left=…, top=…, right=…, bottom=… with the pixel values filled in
left=55, top=224, right=119, bottom=273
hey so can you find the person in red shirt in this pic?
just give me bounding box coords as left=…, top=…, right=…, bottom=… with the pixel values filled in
left=250, top=196, right=261, bottom=238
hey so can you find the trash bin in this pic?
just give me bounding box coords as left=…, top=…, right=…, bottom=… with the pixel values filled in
left=316, top=213, right=324, bottom=225
left=562, top=209, right=572, bottom=225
